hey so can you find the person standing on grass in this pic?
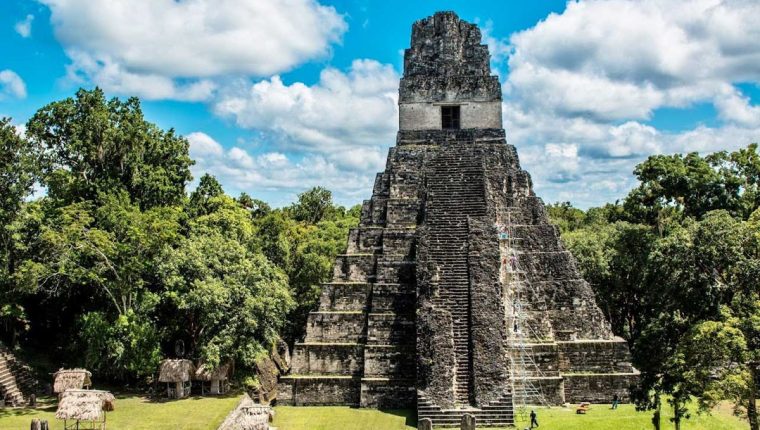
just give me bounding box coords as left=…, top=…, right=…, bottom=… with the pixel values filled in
left=612, top=393, right=619, bottom=410
left=530, top=410, right=539, bottom=428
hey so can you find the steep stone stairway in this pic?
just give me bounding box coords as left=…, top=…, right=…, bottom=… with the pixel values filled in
left=417, top=393, right=515, bottom=428
left=0, top=343, right=37, bottom=406
left=425, top=143, right=487, bottom=406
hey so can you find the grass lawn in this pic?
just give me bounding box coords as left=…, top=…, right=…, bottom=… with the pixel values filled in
left=271, top=403, right=750, bottom=430
left=1, top=399, right=751, bottom=430
left=0, top=394, right=240, bottom=430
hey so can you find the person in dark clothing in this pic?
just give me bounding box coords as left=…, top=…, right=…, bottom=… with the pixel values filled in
left=530, top=409, right=539, bottom=428
left=612, top=393, right=620, bottom=409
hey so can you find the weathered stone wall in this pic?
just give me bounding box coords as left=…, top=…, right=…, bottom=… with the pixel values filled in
left=277, top=377, right=360, bottom=406
left=416, top=302, right=456, bottom=409
left=564, top=373, right=639, bottom=403
left=290, top=344, right=363, bottom=376
left=557, top=339, right=635, bottom=374
left=304, top=312, right=366, bottom=343
left=468, top=218, right=510, bottom=406
left=360, top=378, right=416, bottom=408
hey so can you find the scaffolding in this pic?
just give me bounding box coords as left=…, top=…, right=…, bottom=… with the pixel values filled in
left=497, top=210, right=550, bottom=420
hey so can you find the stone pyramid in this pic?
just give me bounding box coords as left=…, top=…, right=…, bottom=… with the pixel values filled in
left=278, top=11, right=638, bottom=428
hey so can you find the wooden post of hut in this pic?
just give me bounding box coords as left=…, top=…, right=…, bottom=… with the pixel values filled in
left=195, top=362, right=230, bottom=395
left=158, top=359, right=195, bottom=399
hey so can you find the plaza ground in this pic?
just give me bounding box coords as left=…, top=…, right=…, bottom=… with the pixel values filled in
left=0, top=396, right=752, bottom=430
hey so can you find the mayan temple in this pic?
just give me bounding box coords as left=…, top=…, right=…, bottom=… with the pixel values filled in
left=278, top=11, right=639, bottom=427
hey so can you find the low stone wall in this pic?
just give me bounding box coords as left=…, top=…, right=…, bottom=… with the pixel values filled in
left=558, top=339, right=635, bottom=374
left=363, top=345, right=415, bottom=378
left=290, top=343, right=363, bottom=376
left=277, top=376, right=360, bottom=406
left=360, top=378, right=416, bottom=408
left=563, top=373, right=639, bottom=403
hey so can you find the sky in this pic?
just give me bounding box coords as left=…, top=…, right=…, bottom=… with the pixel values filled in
left=1, top=0, right=760, bottom=209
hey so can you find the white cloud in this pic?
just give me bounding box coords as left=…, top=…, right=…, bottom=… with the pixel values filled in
left=0, top=70, right=27, bottom=99
left=508, top=0, right=760, bottom=119
left=187, top=131, right=374, bottom=206
left=42, top=0, right=347, bottom=99
left=502, top=0, right=760, bottom=207
left=213, top=59, right=399, bottom=170
left=14, top=14, right=34, bottom=38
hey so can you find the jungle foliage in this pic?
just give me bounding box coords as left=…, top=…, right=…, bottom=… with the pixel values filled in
left=0, top=89, right=358, bottom=383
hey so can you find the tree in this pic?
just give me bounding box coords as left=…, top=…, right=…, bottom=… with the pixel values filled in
left=188, top=174, right=224, bottom=218
left=0, top=118, right=37, bottom=345
left=159, top=195, right=293, bottom=368
left=25, top=88, right=192, bottom=209
left=289, top=186, right=335, bottom=224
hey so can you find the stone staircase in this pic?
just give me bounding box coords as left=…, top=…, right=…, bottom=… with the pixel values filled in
left=0, top=343, right=37, bottom=407
left=417, top=393, right=515, bottom=428
left=425, top=143, right=487, bottom=407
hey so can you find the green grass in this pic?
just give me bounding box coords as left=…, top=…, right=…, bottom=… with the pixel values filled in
left=1, top=399, right=750, bottom=430
left=0, top=394, right=240, bottom=430
left=271, top=403, right=749, bottom=430
left=272, top=406, right=416, bottom=429
left=509, top=403, right=748, bottom=430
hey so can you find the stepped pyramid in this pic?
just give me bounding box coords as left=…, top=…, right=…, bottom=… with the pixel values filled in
left=278, top=11, right=639, bottom=427
left=0, top=343, right=38, bottom=406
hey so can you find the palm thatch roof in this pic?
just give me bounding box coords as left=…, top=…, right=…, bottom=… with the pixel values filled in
left=53, top=368, right=92, bottom=394
left=55, top=389, right=115, bottom=422
left=158, top=359, right=195, bottom=383
left=217, top=394, right=273, bottom=430
left=195, top=362, right=231, bottom=381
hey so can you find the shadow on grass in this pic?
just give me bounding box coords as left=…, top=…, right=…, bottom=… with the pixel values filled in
left=0, top=405, right=56, bottom=419
left=142, top=390, right=243, bottom=403
left=380, top=409, right=417, bottom=427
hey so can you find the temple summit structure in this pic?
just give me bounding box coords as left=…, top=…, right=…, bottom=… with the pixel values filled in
left=278, top=11, right=639, bottom=428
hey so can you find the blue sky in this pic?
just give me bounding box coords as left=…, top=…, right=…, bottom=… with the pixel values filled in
left=2, top=0, right=760, bottom=208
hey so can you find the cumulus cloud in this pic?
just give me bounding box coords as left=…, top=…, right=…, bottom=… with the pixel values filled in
left=508, top=0, right=760, bottom=120
left=14, top=14, right=34, bottom=38
left=213, top=59, right=399, bottom=170
left=187, top=131, right=374, bottom=206
left=0, top=70, right=27, bottom=99
left=42, top=0, right=347, bottom=99
left=502, top=0, right=760, bottom=207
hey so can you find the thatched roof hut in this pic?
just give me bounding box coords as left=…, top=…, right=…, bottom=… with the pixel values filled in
left=195, top=362, right=231, bottom=381
left=55, top=389, right=115, bottom=422
left=158, top=359, right=195, bottom=383
left=53, top=368, right=92, bottom=394
left=218, top=394, right=273, bottom=430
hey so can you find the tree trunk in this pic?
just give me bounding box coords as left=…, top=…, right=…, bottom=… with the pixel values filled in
left=652, top=399, right=661, bottom=430
left=748, top=366, right=758, bottom=430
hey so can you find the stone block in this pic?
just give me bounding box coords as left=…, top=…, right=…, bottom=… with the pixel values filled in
left=363, top=345, right=415, bottom=378
left=386, top=199, right=421, bottom=226
left=318, top=283, right=370, bottom=312
left=304, top=311, right=367, bottom=343
left=332, top=254, right=375, bottom=282
left=366, top=313, right=415, bottom=345
left=418, top=418, right=433, bottom=430
left=461, top=413, right=476, bottom=430
left=277, top=376, right=360, bottom=406
left=370, top=283, right=415, bottom=313
left=360, top=378, right=416, bottom=408
left=290, top=343, right=363, bottom=376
